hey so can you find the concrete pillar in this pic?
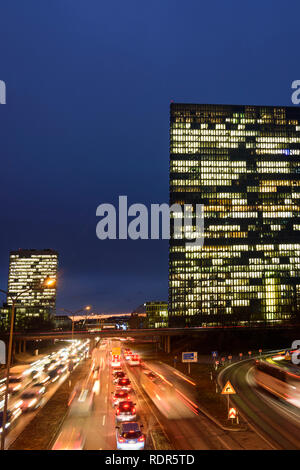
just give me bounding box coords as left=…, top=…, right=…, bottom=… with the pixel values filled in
left=23, top=340, right=26, bottom=353
left=18, top=341, right=22, bottom=354
left=166, top=335, right=171, bottom=354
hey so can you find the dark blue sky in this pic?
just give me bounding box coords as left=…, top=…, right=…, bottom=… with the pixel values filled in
left=0, top=1, right=299, bottom=313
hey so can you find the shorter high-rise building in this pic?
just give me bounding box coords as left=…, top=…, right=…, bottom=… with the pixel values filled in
left=7, top=249, right=58, bottom=308
left=0, top=249, right=59, bottom=329
left=145, top=301, right=168, bottom=328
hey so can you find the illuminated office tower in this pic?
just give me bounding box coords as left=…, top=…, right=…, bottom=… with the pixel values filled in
left=169, top=103, right=300, bottom=325
left=145, top=301, right=168, bottom=328
left=7, top=249, right=58, bottom=309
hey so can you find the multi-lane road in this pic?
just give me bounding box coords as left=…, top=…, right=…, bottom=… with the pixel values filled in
left=2, top=338, right=300, bottom=450
left=53, top=338, right=249, bottom=450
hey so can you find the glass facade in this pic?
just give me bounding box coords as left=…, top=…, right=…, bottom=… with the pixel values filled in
left=145, top=301, right=168, bottom=328
left=7, top=249, right=58, bottom=308
left=169, top=103, right=300, bottom=326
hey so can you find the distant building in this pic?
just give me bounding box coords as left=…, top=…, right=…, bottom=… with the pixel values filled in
left=145, top=301, right=168, bottom=328
left=0, top=304, right=54, bottom=330
left=169, top=103, right=300, bottom=326
left=7, top=249, right=58, bottom=308
left=3, top=249, right=59, bottom=326
left=54, top=314, right=72, bottom=330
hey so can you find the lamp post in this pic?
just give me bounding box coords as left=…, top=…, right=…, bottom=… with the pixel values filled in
left=61, top=305, right=91, bottom=340
left=0, top=276, right=56, bottom=450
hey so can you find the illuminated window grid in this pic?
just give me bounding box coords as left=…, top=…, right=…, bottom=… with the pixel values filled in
left=169, top=104, right=300, bottom=325
left=7, top=249, right=58, bottom=308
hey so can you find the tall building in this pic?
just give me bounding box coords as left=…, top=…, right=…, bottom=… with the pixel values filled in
left=169, top=103, right=300, bottom=326
left=7, top=249, right=58, bottom=309
left=145, top=301, right=168, bottom=328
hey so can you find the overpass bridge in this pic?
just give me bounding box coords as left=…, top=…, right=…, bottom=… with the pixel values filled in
left=1, top=324, right=298, bottom=356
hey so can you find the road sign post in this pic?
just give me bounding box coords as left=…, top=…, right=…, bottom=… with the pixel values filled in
left=221, top=380, right=236, bottom=417
left=228, top=407, right=237, bottom=423
left=182, top=352, right=197, bottom=375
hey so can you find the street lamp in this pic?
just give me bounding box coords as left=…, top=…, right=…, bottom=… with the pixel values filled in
left=0, top=276, right=56, bottom=450
left=61, top=305, right=92, bottom=339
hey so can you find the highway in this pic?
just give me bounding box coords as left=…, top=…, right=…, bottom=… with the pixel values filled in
left=0, top=340, right=90, bottom=449
left=3, top=338, right=300, bottom=450
left=49, top=339, right=268, bottom=450
left=218, top=358, right=300, bottom=450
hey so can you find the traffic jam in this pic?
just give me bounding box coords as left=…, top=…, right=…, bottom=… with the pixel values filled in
left=0, top=340, right=90, bottom=440
left=111, top=347, right=145, bottom=450
left=51, top=341, right=145, bottom=451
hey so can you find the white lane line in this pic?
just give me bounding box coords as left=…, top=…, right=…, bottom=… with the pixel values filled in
left=102, top=415, right=106, bottom=426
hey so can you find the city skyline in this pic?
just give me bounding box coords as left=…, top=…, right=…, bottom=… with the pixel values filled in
left=1, top=2, right=299, bottom=314
left=0, top=0, right=300, bottom=456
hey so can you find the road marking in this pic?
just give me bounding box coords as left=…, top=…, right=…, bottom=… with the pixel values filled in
left=102, top=415, right=106, bottom=426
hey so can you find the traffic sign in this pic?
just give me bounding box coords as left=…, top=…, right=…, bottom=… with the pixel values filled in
left=221, top=380, right=236, bottom=395
left=212, top=351, right=218, bottom=358
left=228, top=407, right=237, bottom=419
left=182, top=352, right=198, bottom=363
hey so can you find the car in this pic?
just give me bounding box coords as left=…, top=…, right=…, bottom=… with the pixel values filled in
left=112, top=390, right=130, bottom=407
left=0, top=410, right=12, bottom=435
left=7, top=376, right=24, bottom=394
left=112, top=368, right=123, bottom=376
left=116, top=422, right=145, bottom=449
left=115, top=401, right=137, bottom=422
left=124, top=351, right=133, bottom=361
left=68, top=388, right=94, bottom=417
left=29, top=370, right=40, bottom=380
left=48, top=369, right=60, bottom=383
left=113, top=371, right=126, bottom=383
left=93, top=366, right=100, bottom=380
left=0, top=408, right=22, bottom=434
left=128, top=354, right=140, bottom=366
left=45, top=359, right=58, bottom=371
left=20, top=389, right=43, bottom=411
left=30, top=383, right=46, bottom=394
left=111, top=357, right=121, bottom=368
left=52, top=425, right=86, bottom=450
left=57, top=364, right=68, bottom=375
left=115, top=377, right=131, bottom=391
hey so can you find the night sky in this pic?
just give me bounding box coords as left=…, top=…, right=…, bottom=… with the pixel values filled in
left=0, top=1, right=299, bottom=313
